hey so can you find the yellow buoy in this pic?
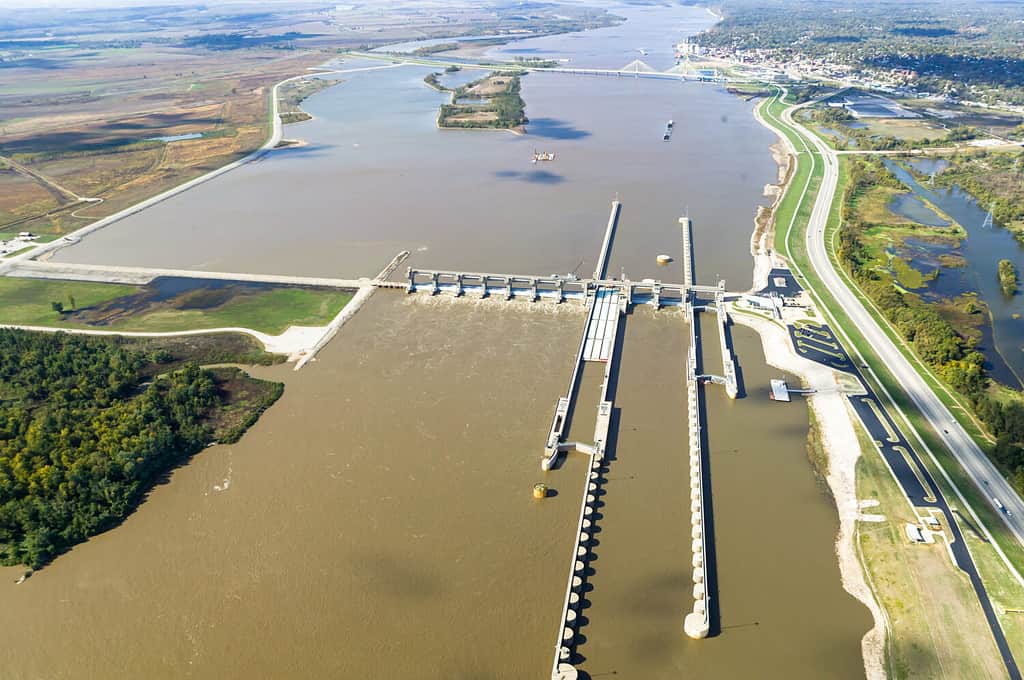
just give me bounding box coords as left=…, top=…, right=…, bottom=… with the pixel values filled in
left=533, top=483, right=548, bottom=499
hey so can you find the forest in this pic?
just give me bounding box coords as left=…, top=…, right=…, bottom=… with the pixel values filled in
left=0, top=330, right=282, bottom=568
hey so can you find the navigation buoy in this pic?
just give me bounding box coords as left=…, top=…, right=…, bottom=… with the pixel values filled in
left=533, top=483, right=548, bottom=499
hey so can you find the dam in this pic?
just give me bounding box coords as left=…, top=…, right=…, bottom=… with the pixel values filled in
left=401, top=200, right=743, bottom=677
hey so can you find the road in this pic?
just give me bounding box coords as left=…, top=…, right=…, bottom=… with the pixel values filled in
left=775, top=99, right=1024, bottom=549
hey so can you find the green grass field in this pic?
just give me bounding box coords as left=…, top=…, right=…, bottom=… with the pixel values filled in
left=0, top=278, right=352, bottom=335
left=112, top=287, right=352, bottom=335
left=0, top=278, right=138, bottom=324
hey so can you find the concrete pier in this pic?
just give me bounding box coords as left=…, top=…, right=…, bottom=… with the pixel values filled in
left=592, top=200, right=621, bottom=281
left=547, top=290, right=621, bottom=677
left=543, top=284, right=622, bottom=468
left=680, top=216, right=694, bottom=288
left=684, top=300, right=712, bottom=639
left=714, top=292, right=738, bottom=399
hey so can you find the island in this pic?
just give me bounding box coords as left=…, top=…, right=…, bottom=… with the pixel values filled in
left=427, top=71, right=528, bottom=131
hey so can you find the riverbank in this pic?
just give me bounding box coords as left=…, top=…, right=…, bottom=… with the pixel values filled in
left=748, top=92, right=887, bottom=678
left=749, top=94, right=797, bottom=290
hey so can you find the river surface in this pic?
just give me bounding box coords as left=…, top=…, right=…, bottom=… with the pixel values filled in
left=6, top=4, right=872, bottom=678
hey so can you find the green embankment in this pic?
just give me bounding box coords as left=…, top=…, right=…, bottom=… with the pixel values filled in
left=0, top=278, right=352, bottom=335
left=759, top=91, right=1024, bottom=656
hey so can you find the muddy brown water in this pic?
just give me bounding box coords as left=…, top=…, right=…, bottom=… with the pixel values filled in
left=574, top=310, right=870, bottom=678
left=6, top=4, right=872, bottom=677
left=0, top=296, right=591, bottom=679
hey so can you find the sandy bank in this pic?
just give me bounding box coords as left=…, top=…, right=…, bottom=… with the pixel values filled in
left=749, top=101, right=795, bottom=292
left=0, top=323, right=323, bottom=359
left=730, top=308, right=886, bottom=680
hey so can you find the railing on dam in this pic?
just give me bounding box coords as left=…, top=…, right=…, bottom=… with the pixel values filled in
left=404, top=269, right=695, bottom=309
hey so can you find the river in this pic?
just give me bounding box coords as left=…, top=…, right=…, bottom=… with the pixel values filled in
left=4, top=4, right=872, bottom=678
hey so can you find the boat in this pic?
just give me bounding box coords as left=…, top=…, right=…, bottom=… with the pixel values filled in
left=663, top=121, right=673, bottom=141
left=667, top=119, right=674, bottom=129
left=532, top=150, right=556, bottom=163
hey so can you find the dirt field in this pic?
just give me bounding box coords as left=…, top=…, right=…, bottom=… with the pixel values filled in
left=0, top=2, right=621, bottom=236
left=0, top=45, right=328, bottom=236
left=466, top=75, right=514, bottom=97
left=863, top=118, right=948, bottom=142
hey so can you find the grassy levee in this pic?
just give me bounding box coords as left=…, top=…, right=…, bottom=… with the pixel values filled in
left=0, top=278, right=352, bottom=335
left=758, top=92, right=1024, bottom=659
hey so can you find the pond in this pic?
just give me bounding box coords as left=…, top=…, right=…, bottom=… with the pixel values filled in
left=907, top=157, right=949, bottom=175
left=888, top=192, right=950, bottom=227
left=146, top=132, right=204, bottom=142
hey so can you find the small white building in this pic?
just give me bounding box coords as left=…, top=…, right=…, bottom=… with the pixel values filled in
left=905, top=523, right=926, bottom=543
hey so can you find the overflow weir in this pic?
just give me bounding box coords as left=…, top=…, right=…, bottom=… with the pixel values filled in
left=401, top=202, right=744, bottom=675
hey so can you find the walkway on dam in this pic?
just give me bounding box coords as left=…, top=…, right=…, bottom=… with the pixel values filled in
left=7, top=259, right=408, bottom=290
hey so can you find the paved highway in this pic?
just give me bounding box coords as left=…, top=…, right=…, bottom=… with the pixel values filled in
left=776, top=98, right=1024, bottom=551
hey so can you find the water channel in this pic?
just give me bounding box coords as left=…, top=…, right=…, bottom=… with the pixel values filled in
left=4, top=4, right=872, bottom=677
left=885, top=159, right=1024, bottom=388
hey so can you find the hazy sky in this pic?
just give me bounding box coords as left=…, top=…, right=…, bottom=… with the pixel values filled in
left=0, top=0, right=322, bottom=7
